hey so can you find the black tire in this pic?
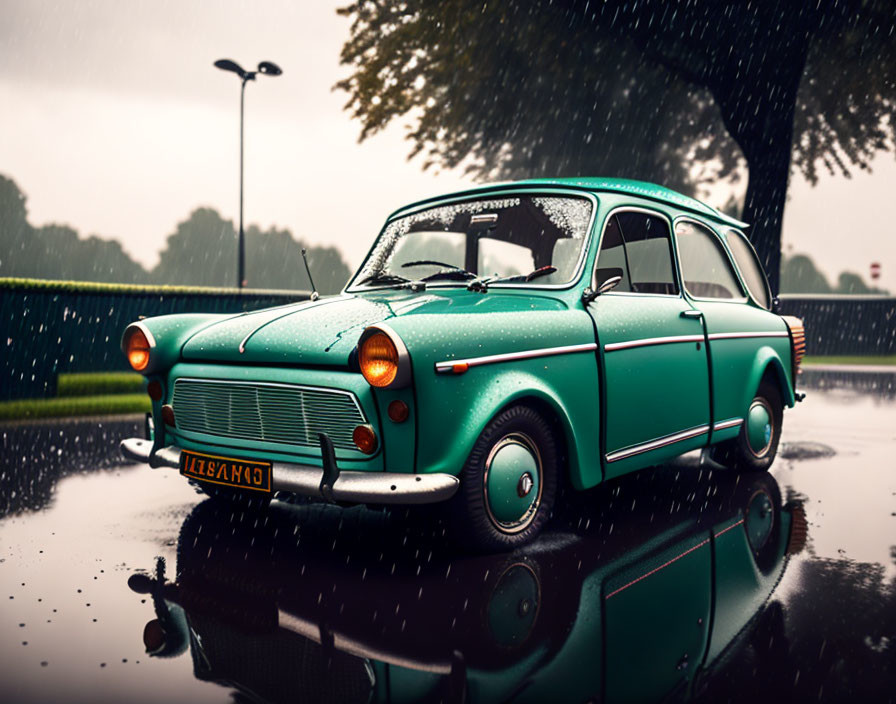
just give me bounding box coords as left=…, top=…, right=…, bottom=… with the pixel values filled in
left=712, top=379, right=783, bottom=472
left=446, top=405, right=558, bottom=553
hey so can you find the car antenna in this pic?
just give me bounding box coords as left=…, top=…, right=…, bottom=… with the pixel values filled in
left=301, top=248, right=320, bottom=301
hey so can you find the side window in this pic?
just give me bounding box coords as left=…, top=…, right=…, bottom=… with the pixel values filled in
left=675, top=221, right=744, bottom=300
left=595, top=211, right=679, bottom=295
left=724, top=229, right=771, bottom=309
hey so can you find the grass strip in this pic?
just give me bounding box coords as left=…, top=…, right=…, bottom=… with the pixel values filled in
left=57, top=371, right=145, bottom=397
left=0, top=394, right=151, bottom=421
left=803, top=355, right=896, bottom=366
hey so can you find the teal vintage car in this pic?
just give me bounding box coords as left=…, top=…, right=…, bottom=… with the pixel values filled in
left=120, top=178, right=806, bottom=551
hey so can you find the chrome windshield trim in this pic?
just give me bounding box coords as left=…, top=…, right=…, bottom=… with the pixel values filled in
left=713, top=418, right=744, bottom=431
left=435, top=342, right=598, bottom=373
left=606, top=424, right=710, bottom=463
left=707, top=331, right=789, bottom=341
left=603, top=334, right=704, bottom=353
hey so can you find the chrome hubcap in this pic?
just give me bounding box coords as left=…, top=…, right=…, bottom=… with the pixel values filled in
left=484, top=433, right=543, bottom=534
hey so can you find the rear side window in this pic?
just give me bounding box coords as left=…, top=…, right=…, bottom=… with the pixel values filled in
left=724, top=229, right=771, bottom=309
left=675, top=221, right=744, bottom=300
left=596, top=211, right=679, bottom=295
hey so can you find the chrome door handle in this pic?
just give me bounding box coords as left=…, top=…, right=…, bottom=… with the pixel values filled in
left=680, top=310, right=703, bottom=319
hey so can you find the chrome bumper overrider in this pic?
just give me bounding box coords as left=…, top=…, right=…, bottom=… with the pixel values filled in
left=120, top=437, right=459, bottom=505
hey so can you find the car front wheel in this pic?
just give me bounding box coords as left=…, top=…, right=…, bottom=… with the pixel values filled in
left=448, top=405, right=558, bottom=552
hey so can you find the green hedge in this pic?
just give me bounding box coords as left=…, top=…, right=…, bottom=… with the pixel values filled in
left=57, top=371, right=145, bottom=397
left=0, top=276, right=306, bottom=297
left=2, top=277, right=308, bottom=400
left=0, top=394, right=151, bottom=421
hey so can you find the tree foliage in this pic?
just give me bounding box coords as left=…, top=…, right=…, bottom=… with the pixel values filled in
left=780, top=252, right=886, bottom=294
left=336, top=0, right=896, bottom=293
left=0, top=174, right=352, bottom=294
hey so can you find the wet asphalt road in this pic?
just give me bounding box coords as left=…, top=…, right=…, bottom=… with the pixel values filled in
left=1, top=383, right=894, bottom=703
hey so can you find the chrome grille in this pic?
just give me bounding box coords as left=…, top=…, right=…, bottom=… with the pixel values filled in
left=172, top=379, right=366, bottom=451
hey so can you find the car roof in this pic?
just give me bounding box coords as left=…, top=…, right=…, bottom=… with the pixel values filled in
left=388, top=176, right=748, bottom=229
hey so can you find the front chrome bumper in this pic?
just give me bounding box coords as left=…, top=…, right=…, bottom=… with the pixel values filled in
left=120, top=437, right=459, bottom=505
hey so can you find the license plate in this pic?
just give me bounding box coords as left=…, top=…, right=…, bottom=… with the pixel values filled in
left=180, top=450, right=272, bottom=494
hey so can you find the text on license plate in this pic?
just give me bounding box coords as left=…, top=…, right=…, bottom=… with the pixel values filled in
left=180, top=450, right=272, bottom=494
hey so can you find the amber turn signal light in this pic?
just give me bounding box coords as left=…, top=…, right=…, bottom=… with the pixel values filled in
left=125, top=328, right=151, bottom=372
left=359, top=332, right=399, bottom=387
left=161, top=404, right=175, bottom=427
left=387, top=400, right=409, bottom=423
left=147, top=380, right=163, bottom=402
left=352, top=424, right=378, bottom=454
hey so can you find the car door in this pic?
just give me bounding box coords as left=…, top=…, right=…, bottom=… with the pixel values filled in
left=587, top=209, right=711, bottom=480
left=673, top=219, right=787, bottom=437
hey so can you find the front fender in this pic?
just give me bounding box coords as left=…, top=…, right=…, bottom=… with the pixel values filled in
left=415, top=356, right=602, bottom=491
left=121, top=313, right=228, bottom=376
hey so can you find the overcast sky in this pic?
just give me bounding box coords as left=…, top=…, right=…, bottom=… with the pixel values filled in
left=1, top=0, right=894, bottom=292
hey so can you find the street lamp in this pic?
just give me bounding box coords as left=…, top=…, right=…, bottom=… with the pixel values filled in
left=214, top=58, right=283, bottom=289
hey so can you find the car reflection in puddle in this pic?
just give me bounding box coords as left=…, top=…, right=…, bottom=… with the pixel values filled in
left=127, top=465, right=807, bottom=704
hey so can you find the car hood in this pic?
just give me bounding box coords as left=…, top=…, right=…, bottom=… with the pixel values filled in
left=180, top=290, right=569, bottom=366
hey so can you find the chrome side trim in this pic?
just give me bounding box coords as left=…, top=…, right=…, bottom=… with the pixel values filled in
left=707, top=331, right=789, bottom=341
left=713, top=418, right=744, bottom=431
left=434, top=342, right=598, bottom=373
left=606, top=424, right=710, bottom=463
left=603, top=334, right=704, bottom=353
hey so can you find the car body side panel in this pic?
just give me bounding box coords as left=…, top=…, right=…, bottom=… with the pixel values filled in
left=695, top=301, right=794, bottom=431
left=590, top=293, right=711, bottom=477
left=389, top=309, right=602, bottom=489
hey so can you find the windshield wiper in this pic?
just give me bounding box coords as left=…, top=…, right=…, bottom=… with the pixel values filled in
left=486, top=266, right=558, bottom=285
left=402, top=260, right=478, bottom=282
left=421, top=269, right=477, bottom=282
left=356, top=272, right=413, bottom=287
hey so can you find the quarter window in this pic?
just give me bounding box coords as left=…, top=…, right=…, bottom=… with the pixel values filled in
left=724, top=229, right=771, bottom=309
left=675, top=221, right=744, bottom=300
left=595, top=211, right=679, bottom=295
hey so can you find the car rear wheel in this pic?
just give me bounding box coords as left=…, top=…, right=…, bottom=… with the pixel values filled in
left=712, top=379, right=783, bottom=472
left=447, top=405, right=558, bottom=552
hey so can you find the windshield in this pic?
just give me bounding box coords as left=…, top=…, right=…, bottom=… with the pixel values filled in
left=349, top=194, right=593, bottom=290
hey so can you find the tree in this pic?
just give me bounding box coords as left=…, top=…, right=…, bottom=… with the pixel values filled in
left=336, top=0, right=896, bottom=294
left=0, top=174, right=32, bottom=275
left=0, top=174, right=149, bottom=283
left=154, top=208, right=352, bottom=293
left=0, top=175, right=353, bottom=291
left=153, top=208, right=237, bottom=287
left=780, top=254, right=832, bottom=294
left=245, top=224, right=352, bottom=294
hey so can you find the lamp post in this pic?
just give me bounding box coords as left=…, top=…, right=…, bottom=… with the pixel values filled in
left=214, top=58, right=282, bottom=289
